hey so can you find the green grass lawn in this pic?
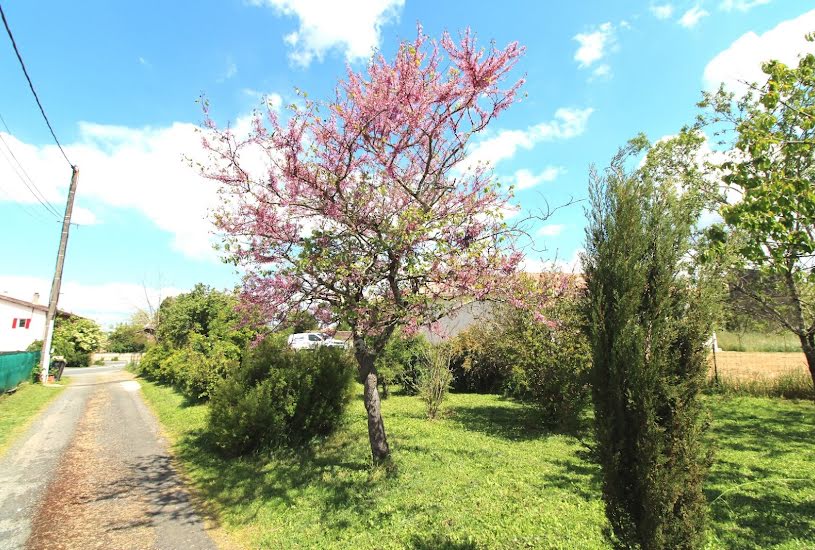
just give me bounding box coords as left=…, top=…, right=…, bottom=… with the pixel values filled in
left=717, top=331, right=802, bottom=353
left=0, top=382, right=65, bottom=457
left=140, top=381, right=815, bottom=549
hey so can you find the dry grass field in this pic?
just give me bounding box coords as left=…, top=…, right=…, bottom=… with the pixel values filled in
left=710, top=351, right=808, bottom=380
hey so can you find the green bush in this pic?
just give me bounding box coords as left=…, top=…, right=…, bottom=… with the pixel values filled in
left=137, top=335, right=241, bottom=401
left=418, top=344, right=454, bottom=419
left=449, top=302, right=590, bottom=426
left=107, top=322, right=148, bottom=353
left=583, top=135, right=714, bottom=549
left=208, top=337, right=355, bottom=456
left=51, top=317, right=103, bottom=368
left=503, top=306, right=591, bottom=426
left=136, top=284, right=260, bottom=399
left=375, top=331, right=428, bottom=396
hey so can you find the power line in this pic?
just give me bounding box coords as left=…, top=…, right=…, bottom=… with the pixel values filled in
left=0, top=3, right=73, bottom=169
left=0, top=112, right=62, bottom=217
left=0, top=138, right=60, bottom=218
left=0, top=177, right=55, bottom=222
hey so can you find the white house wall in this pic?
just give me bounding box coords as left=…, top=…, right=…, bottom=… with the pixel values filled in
left=0, top=301, right=46, bottom=352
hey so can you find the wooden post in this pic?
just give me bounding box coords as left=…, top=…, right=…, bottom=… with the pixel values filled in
left=40, top=166, right=79, bottom=383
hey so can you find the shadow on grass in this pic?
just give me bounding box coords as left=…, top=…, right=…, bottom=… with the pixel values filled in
left=448, top=401, right=590, bottom=442
left=409, top=533, right=479, bottom=549
left=706, top=471, right=815, bottom=548
left=704, top=399, right=815, bottom=548
left=172, top=427, right=396, bottom=531
left=709, top=403, right=813, bottom=457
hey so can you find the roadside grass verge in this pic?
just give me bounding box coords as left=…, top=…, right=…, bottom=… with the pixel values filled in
left=139, top=380, right=815, bottom=549
left=0, top=382, right=65, bottom=457
left=717, top=331, right=802, bottom=353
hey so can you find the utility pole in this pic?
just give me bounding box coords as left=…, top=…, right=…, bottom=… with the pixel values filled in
left=40, top=166, right=79, bottom=383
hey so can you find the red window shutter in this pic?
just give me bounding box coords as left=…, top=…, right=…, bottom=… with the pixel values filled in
left=12, top=318, right=17, bottom=328
left=25, top=319, right=31, bottom=329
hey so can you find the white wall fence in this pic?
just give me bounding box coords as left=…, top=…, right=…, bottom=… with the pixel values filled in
left=90, top=352, right=143, bottom=364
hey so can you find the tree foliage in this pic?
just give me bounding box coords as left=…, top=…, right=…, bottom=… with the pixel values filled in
left=139, top=284, right=256, bottom=400
left=52, top=316, right=104, bottom=368
left=701, top=35, right=815, bottom=389
left=106, top=322, right=148, bottom=353
left=201, top=26, right=555, bottom=461
left=583, top=134, right=715, bottom=549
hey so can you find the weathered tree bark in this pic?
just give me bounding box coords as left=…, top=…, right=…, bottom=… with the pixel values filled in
left=355, top=344, right=390, bottom=462
left=783, top=268, right=815, bottom=397
left=799, top=336, right=815, bottom=397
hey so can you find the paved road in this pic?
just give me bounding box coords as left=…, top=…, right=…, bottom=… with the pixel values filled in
left=0, top=364, right=217, bottom=550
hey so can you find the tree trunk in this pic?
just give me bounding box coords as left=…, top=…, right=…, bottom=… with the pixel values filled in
left=355, top=349, right=390, bottom=462
left=799, top=335, right=815, bottom=397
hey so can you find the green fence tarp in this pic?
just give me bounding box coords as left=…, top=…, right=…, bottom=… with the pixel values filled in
left=0, top=351, right=40, bottom=392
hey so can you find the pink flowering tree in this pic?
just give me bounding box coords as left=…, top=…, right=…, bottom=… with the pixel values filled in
left=202, top=27, right=541, bottom=461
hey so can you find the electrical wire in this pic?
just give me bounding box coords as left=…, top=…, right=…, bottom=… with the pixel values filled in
left=0, top=112, right=61, bottom=217
left=0, top=3, right=74, bottom=169
left=0, top=176, right=55, bottom=222
left=0, top=144, right=60, bottom=218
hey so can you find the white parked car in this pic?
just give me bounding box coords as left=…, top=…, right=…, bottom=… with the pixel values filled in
left=287, top=332, right=348, bottom=351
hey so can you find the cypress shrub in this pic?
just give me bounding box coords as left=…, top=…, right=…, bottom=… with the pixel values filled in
left=208, top=336, right=355, bottom=456
left=583, top=136, right=714, bottom=549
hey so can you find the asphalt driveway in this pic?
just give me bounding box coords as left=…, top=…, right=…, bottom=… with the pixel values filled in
left=0, top=364, right=217, bottom=550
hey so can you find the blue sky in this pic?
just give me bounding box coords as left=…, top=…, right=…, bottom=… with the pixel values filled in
left=0, top=0, right=812, bottom=326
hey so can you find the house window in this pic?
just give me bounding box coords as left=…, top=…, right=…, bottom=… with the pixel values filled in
left=12, top=318, right=31, bottom=329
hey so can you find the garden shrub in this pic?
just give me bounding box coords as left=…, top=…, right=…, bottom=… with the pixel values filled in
left=583, top=136, right=714, bottom=549
left=419, top=343, right=454, bottom=419
left=375, top=330, right=428, bottom=396
left=51, top=317, right=103, bottom=368
left=136, top=284, right=259, bottom=399
left=208, top=336, right=355, bottom=456
left=450, top=301, right=590, bottom=426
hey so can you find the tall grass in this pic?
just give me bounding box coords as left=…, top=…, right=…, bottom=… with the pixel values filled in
left=709, top=371, right=814, bottom=400
left=717, top=331, right=802, bottom=353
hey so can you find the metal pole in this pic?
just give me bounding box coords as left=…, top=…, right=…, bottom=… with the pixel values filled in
left=40, top=166, right=78, bottom=383
left=711, top=330, right=719, bottom=387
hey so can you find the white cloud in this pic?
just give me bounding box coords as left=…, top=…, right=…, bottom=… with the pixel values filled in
left=251, top=0, right=404, bottom=67
left=71, top=206, right=98, bottom=226
left=537, top=224, right=566, bottom=237
left=0, top=275, right=184, bottom=328
left=703, top=9, right=815, bottom=94
left=554, top=248, right=584, bottom=273
left=720, top=0, right=771, bottom=11
left=650, top=3, right=675, bottom=19
left=511, top=166, right=564, bottom=190
left=0, top=121, right=224, bottom=259
left=465, top=107, right=593, bottom=170
left=520, top=248, right=584, bottom=274
left=574, top=22, right=615, bottom=68
left=678, top=6, right=709, bottom=28
left=138, top=56, right=151, bottom=67
left=591, top=63, right=612, bottom=80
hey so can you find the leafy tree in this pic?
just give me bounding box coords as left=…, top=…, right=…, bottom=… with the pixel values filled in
left=583, top=134, right=715, bottom=549
left=52, top=317, right=104, bottom=368
left=202, top=27, right=541, bottom=461
left=107, top=322, right=148, bottom=353
left=139, top=284, right=257, bottom=400
left=156, top=284, right=250, bottom=348
left=701, top=36, right=815, bottom=389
